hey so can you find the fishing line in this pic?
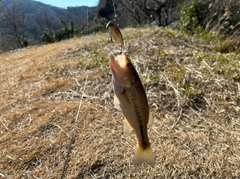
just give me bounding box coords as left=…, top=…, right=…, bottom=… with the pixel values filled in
left=87, top=6, right=89, bottom=35
left=60, top=76, right=88, bottom=179
left=112, top=0, right=117, bottom=21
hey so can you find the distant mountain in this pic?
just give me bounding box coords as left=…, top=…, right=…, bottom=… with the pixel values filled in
left=0, top=0, right=96, bottom=51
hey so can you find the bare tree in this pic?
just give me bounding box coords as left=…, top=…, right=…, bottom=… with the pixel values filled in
left=143, top=0, right=183, bottom=26
left=35, top=9, right=59, bottom=36
left=113, top=0, right=183, bottom=27
left=119, top=0, right=144, bottom=24
left=1, top=1, right=28, bottom=48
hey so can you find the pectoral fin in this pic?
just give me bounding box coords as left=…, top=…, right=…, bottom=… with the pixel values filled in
left=117, top=89, right=130, bottom=105
left=124, top=118, right=133, bottom=135
left=148, top=110, right=154, bottom=127
left=121, top=90, right=131, bottom=105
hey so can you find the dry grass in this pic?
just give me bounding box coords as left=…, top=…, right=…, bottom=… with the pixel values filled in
left=0, top=26, right=240, bottom=179
left=218, top=38, right=240, bottom=53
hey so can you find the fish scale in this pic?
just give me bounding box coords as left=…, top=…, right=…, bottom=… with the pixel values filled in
left=129, top=89, right=148, bottom=147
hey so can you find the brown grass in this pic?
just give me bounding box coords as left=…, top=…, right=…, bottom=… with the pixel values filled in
left=0, top=26, right=240, bottom=178
left=218, top=37, right=240, bottom=53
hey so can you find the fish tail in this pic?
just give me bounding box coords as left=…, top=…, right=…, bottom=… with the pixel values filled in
left=134, top=143, right=155, bottom=166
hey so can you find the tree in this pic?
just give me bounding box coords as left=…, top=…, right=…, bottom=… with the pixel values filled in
left=41, top=20, right=77, bottom=43
left=35, top=8, right=64, bottom=37
left=98, top=0, right=115, bottom=20
left=119, top=0, right=146, bottom=24
left=1, top=1, right=29, bottom=48
left=54, top=20, right=76, bottom=41
left=143, top=0, right=183, bottom=26
left=179, top=0, right=240, bottom=38
left=112, top=0, right=183, bottom=27
left=41, top=31, right=54, bottom=44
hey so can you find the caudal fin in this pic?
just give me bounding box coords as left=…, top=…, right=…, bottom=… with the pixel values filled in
left=134, top=144, right=155, bottom=166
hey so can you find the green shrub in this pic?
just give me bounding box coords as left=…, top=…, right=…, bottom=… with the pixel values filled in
left=41, top=20, right=76, bottom=43
left=54, top=20, right=76, bottom=42
left=229, top=2, right=240, bottom=26
left=179, top=0, right=211, bottom=34
left=41, top=32, right=54, bottom=44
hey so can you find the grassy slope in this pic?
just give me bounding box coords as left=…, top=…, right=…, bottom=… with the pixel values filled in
left=0, top=26, right=240, bottom=178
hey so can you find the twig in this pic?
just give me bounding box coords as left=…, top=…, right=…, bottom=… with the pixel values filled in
left=73, top=77, right=81, bottom=87
left=0, top=173, right=6, bottom=177
left=1, top=119, right=9, bottom=130
left=152, top=127, right=160, bottom=134
left=60, top=76, right=88, bottom=179
left=52, top=123, right=70, bottom=138
left=163, top=75, right=181, bottom=108
left=171, top=108, right=183, bottom=129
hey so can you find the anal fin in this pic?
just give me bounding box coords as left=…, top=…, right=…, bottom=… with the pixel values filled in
left=114, top=94, right=120, bottom=108
left=124, top=118, right=133, bottom=135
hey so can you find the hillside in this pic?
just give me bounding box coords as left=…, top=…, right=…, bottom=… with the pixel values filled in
left=0, top=0, right=94, bottom=51
left=0, top=26, right=240, bottom=178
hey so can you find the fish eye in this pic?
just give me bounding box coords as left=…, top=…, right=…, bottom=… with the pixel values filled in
left=127, top=63, right=132, bottom=67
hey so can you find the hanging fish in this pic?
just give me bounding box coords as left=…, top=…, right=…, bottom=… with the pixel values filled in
left=109, top=53, right=155, bottom=166
left=106, top=21, right=124, bottom=48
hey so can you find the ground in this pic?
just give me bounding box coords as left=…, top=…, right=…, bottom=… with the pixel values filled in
left=0, top=26, right=240, bottom=178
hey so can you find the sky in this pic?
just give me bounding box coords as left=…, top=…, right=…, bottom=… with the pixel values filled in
left=36, top=0, right=99, bottom=8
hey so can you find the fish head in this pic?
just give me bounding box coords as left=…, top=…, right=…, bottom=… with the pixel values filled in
left=106, top=21, right=113, bottom=29
left=110, top=53, right=137, bottom=88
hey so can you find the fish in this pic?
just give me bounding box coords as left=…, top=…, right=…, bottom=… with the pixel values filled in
left=106, top=21, right=124, bottom=48
left=109, top=53, right=155, bottom=166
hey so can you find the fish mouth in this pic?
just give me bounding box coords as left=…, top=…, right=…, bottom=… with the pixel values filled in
left=109, top=54, right=127, bottom=75
left=110, top=54, right=134, bottom=88
left=109, top=54, right=128, bottom=86
left=109, top=55, right=119, bottom=78
left=110, top=54, right=126, bottom=71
